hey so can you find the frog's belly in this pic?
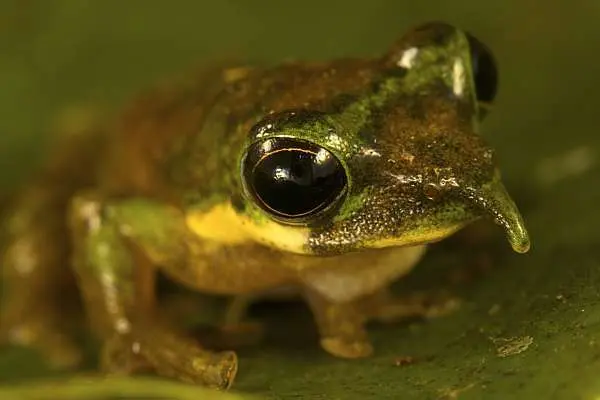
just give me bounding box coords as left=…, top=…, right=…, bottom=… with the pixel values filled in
left=297, top=245, right=427, bottom=302
left=164, top=240, right=427, bottom=302
left=163, top=240, right=298, bottom=294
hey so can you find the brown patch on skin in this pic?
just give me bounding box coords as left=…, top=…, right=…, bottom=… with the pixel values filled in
left=242, top=61, right=376, bottom=116
left=375, top=94, right=493, bottom=187
left=112, top=58, right=383, bottom=206
left=97, top=64, right=239, bottom=202
left=303, top=84, right=496, bottom=254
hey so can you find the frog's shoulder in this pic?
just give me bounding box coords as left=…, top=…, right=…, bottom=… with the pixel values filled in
left=98, top=61, right=254, bottom=199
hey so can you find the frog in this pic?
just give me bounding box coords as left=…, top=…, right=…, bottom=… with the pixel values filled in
left=0, top=21, right=530, bottom=390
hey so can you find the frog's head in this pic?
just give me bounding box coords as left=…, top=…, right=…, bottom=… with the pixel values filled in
left=236, top=22, right=530, bottom=256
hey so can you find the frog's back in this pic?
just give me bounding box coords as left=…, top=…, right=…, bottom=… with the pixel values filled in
left=95, top=64, right=246, bottom=202
left=160, top=58, right=382, bottom=206
left=95, top=60, right=363, bottom=201
left=0, top=57, right=383, bottom=287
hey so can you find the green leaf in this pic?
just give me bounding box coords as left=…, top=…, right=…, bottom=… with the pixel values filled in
left=1, top=1, right=600, bottom=399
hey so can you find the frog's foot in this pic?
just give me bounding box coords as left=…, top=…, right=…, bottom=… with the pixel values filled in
left=0, top=313, right=82, bottom=369
left=359, top=288, right=461, bottom=324
left=199, top=294, right=265, bottom=350
left=194, top=322, right=265, bottom=351
left=101, top=326, right=237, bottom=389
left=304, top=290, right=373, bottom=359
left=160, top=294, right=265, bottom=350
left=320, top=335, right=374, bottom=359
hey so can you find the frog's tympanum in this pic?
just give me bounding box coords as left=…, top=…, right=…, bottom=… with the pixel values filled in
left=0, top=22, right=530, bottom=389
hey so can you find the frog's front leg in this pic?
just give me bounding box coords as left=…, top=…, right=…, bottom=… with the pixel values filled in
left=301, top=245, right=460, bottom=359
left=69, top=194, right=237, bottom=389
left=303, top=288, right=373, bottom=358
left=304, top=286, right=459, bottom=359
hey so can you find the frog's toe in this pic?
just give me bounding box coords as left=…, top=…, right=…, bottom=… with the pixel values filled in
left=361, top=290, right=461, bottom=324
left=149, top=347, right=238, bottom=389
left=180, top=350, right=238, bottom=389
left=421, top=295, right=462, bottom=319
left=320, top=336, right=374, bottom=359
left=101, top=330, right=238, bottom=389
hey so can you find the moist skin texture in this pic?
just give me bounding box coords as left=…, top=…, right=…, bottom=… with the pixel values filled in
left=0, top=22, right=529, bottom=389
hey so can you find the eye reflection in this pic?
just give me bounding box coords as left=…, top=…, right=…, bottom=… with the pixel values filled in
left=315, top=148, right=331, bottom=164
left=243, top=138, right=348, bottom=220
left=273, top=166, right=289, bottom=181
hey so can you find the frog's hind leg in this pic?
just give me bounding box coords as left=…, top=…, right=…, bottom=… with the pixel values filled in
left=191, top=295, right=265, bottom=351
left=357, top=287, right=461, bottom=324
left=0, top=106, right=105, bottom=368
left=0, top=187, right=83, bottom=368
left=303, top=288, right=373, bottom=359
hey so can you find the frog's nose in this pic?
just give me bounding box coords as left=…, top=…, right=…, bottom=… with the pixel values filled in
left=458, top=175, right=530, bottom=253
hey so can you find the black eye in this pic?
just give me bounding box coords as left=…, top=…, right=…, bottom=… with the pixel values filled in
left=466, top=33, right=498, bottom=104
left=242, top=138, right=347, bottom=221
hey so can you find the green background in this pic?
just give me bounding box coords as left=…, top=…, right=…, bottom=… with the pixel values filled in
left=1, top=1, right=600, bottom=399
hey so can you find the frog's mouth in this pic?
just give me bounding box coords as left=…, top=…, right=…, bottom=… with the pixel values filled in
left=459, top=177, right=530, bottom=254
left=357, top=178, right=530, bottom=254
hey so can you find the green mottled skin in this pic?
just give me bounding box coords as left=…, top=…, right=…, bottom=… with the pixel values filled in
left=0, top=22, right=529, bottom=390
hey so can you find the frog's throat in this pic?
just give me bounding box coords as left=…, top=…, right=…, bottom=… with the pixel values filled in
left=460, top=176, right=530, bottom=254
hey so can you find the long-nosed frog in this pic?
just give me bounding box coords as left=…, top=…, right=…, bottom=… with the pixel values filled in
left=0, top=22, right=530, bottom=389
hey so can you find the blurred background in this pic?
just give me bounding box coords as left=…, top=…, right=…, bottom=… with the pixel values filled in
left=1, top=1, right=600, bottom=399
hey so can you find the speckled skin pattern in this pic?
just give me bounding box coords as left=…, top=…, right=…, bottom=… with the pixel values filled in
left=0, top=22, right=529, bottom=389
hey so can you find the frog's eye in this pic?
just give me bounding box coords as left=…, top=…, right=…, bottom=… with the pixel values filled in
left=242, top=138, right=347, bottom=221
left=467, top=33, right=498, bottom=105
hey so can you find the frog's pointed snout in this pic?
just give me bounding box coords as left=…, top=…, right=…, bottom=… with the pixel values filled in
left=460, top=177, right=530, bottom=254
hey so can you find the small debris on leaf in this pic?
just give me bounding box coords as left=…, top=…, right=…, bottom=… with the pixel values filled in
left=490, top=336, right=534, bottom=358
left=393, top=356, right=416, bottom=367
